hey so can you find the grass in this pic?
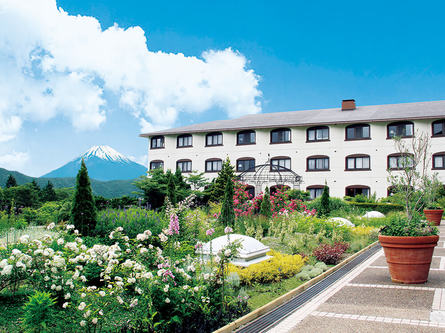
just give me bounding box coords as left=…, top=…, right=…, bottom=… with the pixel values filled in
left=245, top=275, right=305, bottom=310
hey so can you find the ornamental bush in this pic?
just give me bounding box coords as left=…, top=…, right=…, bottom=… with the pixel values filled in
left=313, top=242, right=349, bottom=265
left=228, top=250, right=307, bottom=285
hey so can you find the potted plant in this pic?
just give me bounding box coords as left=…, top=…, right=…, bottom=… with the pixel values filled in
left=424, top=202, right=444, bottom=226
left=380, top=131, right=442, bottom=284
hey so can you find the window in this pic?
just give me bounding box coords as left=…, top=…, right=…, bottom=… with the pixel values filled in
left=236, top=158, right=255, bottom=172
left=307, top=185, right=324, bottom=199
left=432, top=120, right=445, bottom=137
left=245, top=186, right=255, bottom=198
left=270, top=128, right=291, bottom=144
left=388, top=153, right=414, bottom=170
left=307, top=156, right=329, bottom=171
left=176, top=160, right=192, bottom=173
left=433, top=152, right=445, bottom=170
left=270, top=157, right=291, bottom=171
left=346, top=154, right=371, bottom=170
left=346, top=185, right=370, bottom=197
left=177, top=134, right=192, bottom=148
left=345, top=124, right=370, bottom=140
left=205, top=159, right=222, bottom=172
left=150, top=136, right=164, bottom=149
left=149, top=160, right=164, bottom=170
left=387, top=121, right=414, bottom=138
left=307, top=126, right=329, bottom=142
left=237, top=130, right=256, bottom=145
left=270, top=185, right=289, bottom=195
left=206, top=132, right=223, bottom=146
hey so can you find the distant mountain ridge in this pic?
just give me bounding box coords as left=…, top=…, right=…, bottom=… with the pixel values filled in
left=0, top=167, right=140, bottom=198
left=42, top=145, right=147, bottom=181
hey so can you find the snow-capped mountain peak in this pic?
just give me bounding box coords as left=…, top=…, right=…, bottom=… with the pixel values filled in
left=42, top=145, right=147, bottom=181
left=81, top=145, right=131, bottom=163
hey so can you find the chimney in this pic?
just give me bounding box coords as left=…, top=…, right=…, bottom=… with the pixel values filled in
left=341, top=99, right=356, bottom=111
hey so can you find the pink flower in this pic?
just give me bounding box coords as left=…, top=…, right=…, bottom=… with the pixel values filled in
left=167, top=214, right=180, bottom=235
left=224, top=226, right=233, bottom=234
left=206, top=228, right=215, bottom=236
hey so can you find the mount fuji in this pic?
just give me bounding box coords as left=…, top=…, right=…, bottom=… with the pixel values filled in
left=42, top=146, right=147, bottom=181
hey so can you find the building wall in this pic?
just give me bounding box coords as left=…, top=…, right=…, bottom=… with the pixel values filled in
left=146, top=119, right=445, bottom=198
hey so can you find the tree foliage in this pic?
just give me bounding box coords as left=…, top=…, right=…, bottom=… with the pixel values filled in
left=134, top=168, right=192, bottom=209
left=260, top=186, right=272, bottom=218
left=71, top=159, right=97, bottom=236
left=388, top=130, right=443, bottom=221
left=319, top=185, right=330, bottom=217
left=5, top=174, right=17, bottom=188
left=41, top=181, right=57, bottom=202
left=210, top=157, right=235, bottom=202
left=220, top=179, right=235, bottom=226
left=166, top=170, right=177, bottom=206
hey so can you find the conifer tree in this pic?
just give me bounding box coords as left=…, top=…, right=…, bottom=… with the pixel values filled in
left=71, top=159, right=97, bottom=236
left=319, top=184, right=330, bottom=217
left=6, top=174, right=17, bottom=188
left=260, top=186, right=272, bottom=218
left=166, top=170, right=177, bottom=205
left=220, top=178, right=235, bottom=226
left=42, top=181, right=57, bottom=202
left=210, top=157, right=235, bottom=202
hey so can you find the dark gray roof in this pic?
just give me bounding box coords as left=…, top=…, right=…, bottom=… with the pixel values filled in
left=140, top=100, right=445, bottom=137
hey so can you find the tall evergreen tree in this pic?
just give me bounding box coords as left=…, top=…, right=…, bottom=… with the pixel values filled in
left=71, top=159, right=97, bottom=236
left=6, top=174, right=17, bottom=188
left=219, top=177, right=235, bottom=226
left=166, top=170, right=177, bottom=205
left=260, top=186, right=272, bottom=218
left=210, top=157, right=235, bottom=202
left=319, top=184, right=330, bottom=217
left=41, top=181, right=57, bottom=202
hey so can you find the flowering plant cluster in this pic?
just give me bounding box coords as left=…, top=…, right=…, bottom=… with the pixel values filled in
left=0, top=221, right=248, bottom=332
left=232, top=182, right=315, bottom=218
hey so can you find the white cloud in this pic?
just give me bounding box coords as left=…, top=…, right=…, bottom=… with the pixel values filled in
left=0, top=0, right=262, bottom=141
left=0, top=151, right=30, bottom=170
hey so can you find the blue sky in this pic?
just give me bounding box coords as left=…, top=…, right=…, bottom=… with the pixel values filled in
left=1, top=0, right=445, bottom=176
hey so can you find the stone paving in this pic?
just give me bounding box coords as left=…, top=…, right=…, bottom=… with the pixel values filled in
left=265, top=224, right=445, bottom=333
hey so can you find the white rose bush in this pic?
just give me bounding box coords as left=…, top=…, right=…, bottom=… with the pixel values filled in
left=0, top=218, right=248, bottom=332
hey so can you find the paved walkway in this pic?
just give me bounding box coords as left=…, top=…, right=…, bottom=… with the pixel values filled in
left=266, top=224, right=445, bottom=333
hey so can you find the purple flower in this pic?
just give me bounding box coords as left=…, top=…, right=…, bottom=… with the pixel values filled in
left=206, top=228, right=215, bottom=236
left=224, top=226, right=233, bottom=234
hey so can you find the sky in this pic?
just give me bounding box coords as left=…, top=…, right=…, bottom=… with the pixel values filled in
left=1, top=0, right=445, bottom=177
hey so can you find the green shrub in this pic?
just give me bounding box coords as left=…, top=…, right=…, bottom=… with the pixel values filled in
left=314, top=262, right=328, bottom=271
left=260, top=187, right=272, bottom=218
left=286, top=189, right=310, bottom=202
left=380, top=212, right=438, bottom=236
left=347, top=202, right=404, bottom=215
left=307, top=197, right=350, bottom=215
left=21, top=291, right=56, bottom=332
left=295, top=271, right=310, bottom=281
left=308, top=267, right=323, bottom=278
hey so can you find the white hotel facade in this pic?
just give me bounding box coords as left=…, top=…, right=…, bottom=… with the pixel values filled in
left=141, top=100, right=445, bottom=199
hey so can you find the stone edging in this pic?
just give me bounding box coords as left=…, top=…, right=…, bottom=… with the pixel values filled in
left=213, top=240, right=379, bottom=333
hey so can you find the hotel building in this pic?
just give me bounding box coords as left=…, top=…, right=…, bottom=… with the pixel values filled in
left=140, top=100, right=445, bottom=199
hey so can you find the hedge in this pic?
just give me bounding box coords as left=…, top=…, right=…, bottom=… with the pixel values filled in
left=347, top=202, right=404, bottom=215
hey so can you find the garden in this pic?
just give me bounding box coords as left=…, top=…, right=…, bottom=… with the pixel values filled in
left=0, top=134, right=444, bottom=332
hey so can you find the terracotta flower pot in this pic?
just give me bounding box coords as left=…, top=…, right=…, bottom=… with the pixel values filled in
left=379, top=234, right=439, bottom=284
left=424, top=209, right=444, bottom=226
